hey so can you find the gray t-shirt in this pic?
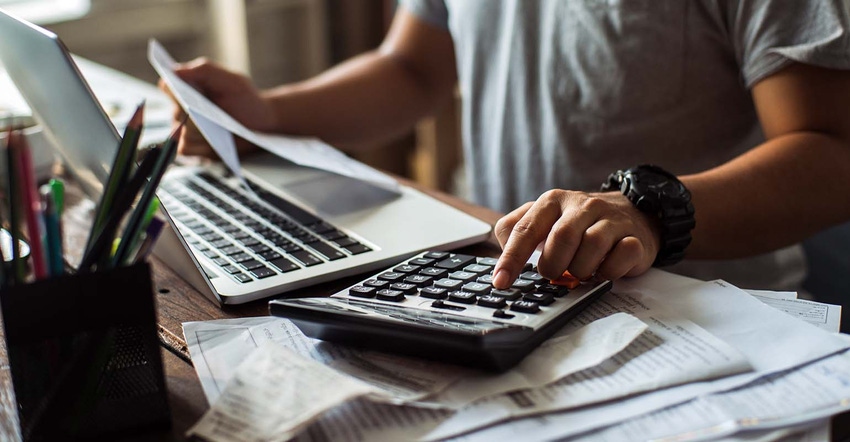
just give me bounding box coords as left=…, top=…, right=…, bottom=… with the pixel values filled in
left=400, top=0, right=850, bottom=290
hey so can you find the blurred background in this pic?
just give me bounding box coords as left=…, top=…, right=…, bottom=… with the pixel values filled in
left=0, top=0, right=464, bottom=196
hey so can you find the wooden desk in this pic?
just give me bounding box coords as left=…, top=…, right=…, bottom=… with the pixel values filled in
left=0, top=177, right=501, bottom=441
left=3, top=178, right=849, bottom=441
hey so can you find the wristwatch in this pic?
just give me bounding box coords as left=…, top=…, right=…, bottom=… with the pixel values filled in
left=601, top=164, right=696, bottom=267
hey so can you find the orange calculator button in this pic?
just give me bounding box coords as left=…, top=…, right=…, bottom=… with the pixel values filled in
left=550, top=271, right=580, bottom=289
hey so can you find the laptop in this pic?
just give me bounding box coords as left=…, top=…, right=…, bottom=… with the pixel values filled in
left=0, top=9, right=492, bottom=305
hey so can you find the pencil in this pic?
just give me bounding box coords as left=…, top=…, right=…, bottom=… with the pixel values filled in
left=112, top=117, right=185, bottom=266
left=78, top=146, right=162, bottom=271
left=85, top=101, right=145, bottom=255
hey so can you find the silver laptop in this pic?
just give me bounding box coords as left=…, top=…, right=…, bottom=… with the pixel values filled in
left=0, top=9, right=491, bottom=305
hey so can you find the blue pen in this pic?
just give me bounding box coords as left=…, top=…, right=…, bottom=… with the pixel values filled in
left=40, top=186, right=63, bottom=276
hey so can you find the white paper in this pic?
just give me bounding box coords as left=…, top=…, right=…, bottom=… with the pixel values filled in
left=183, top=316, right=280, bottom=402
left=147, top=39, right=400, bottom=194
left=187, top=344, right=380, bottom=442
left=560, top=350, right=850, bottom=442
left=185, top=313, right=647, bottom=408
left=751, top=295, right=842, bottom=334
left=297, top=271, right=850, bottom=442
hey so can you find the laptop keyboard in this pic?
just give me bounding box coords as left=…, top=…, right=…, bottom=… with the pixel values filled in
left=158, top=172, right=372, bottom=284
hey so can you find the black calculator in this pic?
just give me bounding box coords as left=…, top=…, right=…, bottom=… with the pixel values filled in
left=269, top=251, right=612, bottom=372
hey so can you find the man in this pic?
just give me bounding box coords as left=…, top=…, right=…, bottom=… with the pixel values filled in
left=167, top=1, right=850, bottom=292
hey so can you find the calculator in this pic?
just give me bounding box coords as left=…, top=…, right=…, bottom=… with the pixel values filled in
left=269, top=251, right=612, bottom=372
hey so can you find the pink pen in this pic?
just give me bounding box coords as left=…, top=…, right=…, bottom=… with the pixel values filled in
left=12, top=131, right=47, bottom=279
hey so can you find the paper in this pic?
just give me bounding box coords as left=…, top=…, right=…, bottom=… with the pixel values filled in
left=294, top=272, right=850, bottom=442
left=185, top=313, right=648, bottom=408
left=416, top=312, right=647, bottom=409
left=440, top=280, right=847, bottom=441
left=751, top=294, right=842, bottom=334
left=183, top=316, right=278, bottom=402
left=187, top=343, right=380, bottom=442
left=147, top=39, right=400, bottom=194
left=558, top=350, right=850, bottom=442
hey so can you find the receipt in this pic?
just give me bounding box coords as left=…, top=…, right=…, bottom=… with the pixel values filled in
left=187, top=343, right=382, bottom=442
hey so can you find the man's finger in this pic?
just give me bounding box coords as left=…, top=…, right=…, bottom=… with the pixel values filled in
left=493, top=193, right=565, bottom=289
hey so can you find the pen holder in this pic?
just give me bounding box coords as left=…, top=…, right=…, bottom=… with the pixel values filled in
left=0, top=263, right=171, bottom=441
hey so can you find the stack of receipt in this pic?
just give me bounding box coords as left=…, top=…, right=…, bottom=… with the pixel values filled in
left=182, top=269, right=847, bottom=442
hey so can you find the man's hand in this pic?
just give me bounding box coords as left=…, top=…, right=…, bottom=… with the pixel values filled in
left=491, top=190, right=661, bottom=289
left=158, top=58, right=277, bottom=157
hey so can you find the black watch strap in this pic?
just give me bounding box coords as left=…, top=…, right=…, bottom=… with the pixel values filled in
left=602, top=165, right=696, bottom=267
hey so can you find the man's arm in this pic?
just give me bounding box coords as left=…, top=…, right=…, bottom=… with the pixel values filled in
left=170, top=8, right=457, bottom=155
left=683, top=63, right=850, bottom=257
left=492, top=63, right=850, bottom=288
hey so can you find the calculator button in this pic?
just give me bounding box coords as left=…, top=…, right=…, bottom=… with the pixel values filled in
left=376, top=289, right=406, bottom=302
left=435, top=278, right=464, bottom=290
left=511, top=279, right=536, bottom=293
left=477, top=257, right=499, bottom=266
left=511, top=300, right=540, bottom=313
left=448, top=291, right=477, bottom=304
left=462, top=282, right=491, bottom=296
left=537, top=284, right=569, bottom=297
left=448, top=271, right=477, bottom=282
left=477, top=274, right=495, bottom=285
left=419, top=287, right=448, bottom=299
left=435, top=254, right=476, bottom=270
left=491, top=288, right=522, bottom=301
left=492, top=309, right=515, bottom=319
left=420, top=267, right=448, bottom=278
left=364, top=279, right=390, bottom=289
left=523, top=293, right=555, bottom=306
left=464, top=264, right=493, bottom=275
left=394, top=265, right=420, bottom=274
left=551, top=271, right=581, bottom=289
left=424, top=251, right=450, bottom=260
left=404, top=275, right=433, bottom=287
left=349, top=286, right=377, bottom=298
left=477, top=295, right=507, bottom=309
left=389, top=283, right=417, bottom=295
left=377, top=272, right=406, bottom=282
left=409, top=258, right=436, bottom=266
left=519, top=271, right=546, bottom=284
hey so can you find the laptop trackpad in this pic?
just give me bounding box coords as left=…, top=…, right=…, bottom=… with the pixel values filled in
left=282, top=172, right=399, bottom=217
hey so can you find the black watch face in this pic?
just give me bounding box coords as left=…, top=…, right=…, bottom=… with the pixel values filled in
left=637, top=174, right=683, bottom=197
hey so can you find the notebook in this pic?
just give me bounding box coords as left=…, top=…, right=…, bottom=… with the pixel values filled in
left=0, top=10, right=492, bottom=305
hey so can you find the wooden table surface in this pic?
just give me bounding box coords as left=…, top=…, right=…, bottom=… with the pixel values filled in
left=0, top=178, right=503, bottom=441
left=2, top=178, right=848, bottom=441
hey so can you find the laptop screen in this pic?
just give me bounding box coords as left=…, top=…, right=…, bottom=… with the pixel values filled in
left=0, top=9, right=121, bottom=198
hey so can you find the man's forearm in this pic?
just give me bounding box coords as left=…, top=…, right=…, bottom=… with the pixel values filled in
left=261, top=50, right=451, bottom=148
left=683, top=132, right=850, bottom=258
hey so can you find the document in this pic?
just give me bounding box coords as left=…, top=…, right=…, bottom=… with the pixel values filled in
left=434, top=272, right=850, bottom=441
left=187, top=343, right=381, bottom=442
left=147, top=40, right=400, bottom=194
left=556, top=350, right=850, bottom=442
left=184, top=312, right=648, bottom=407
left=295, top=273, right=850, bottom=441
left=750, top=294, right=841, bottom=334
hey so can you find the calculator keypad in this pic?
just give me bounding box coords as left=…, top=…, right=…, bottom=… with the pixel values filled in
left=335, top=251, right=590, bottom=327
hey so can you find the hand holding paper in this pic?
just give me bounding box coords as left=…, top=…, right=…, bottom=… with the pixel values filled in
left=147, top=39, right=400, bottom=194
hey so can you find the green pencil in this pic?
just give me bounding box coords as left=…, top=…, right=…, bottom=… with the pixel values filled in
left=84, top=101, right=145, bottom=257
